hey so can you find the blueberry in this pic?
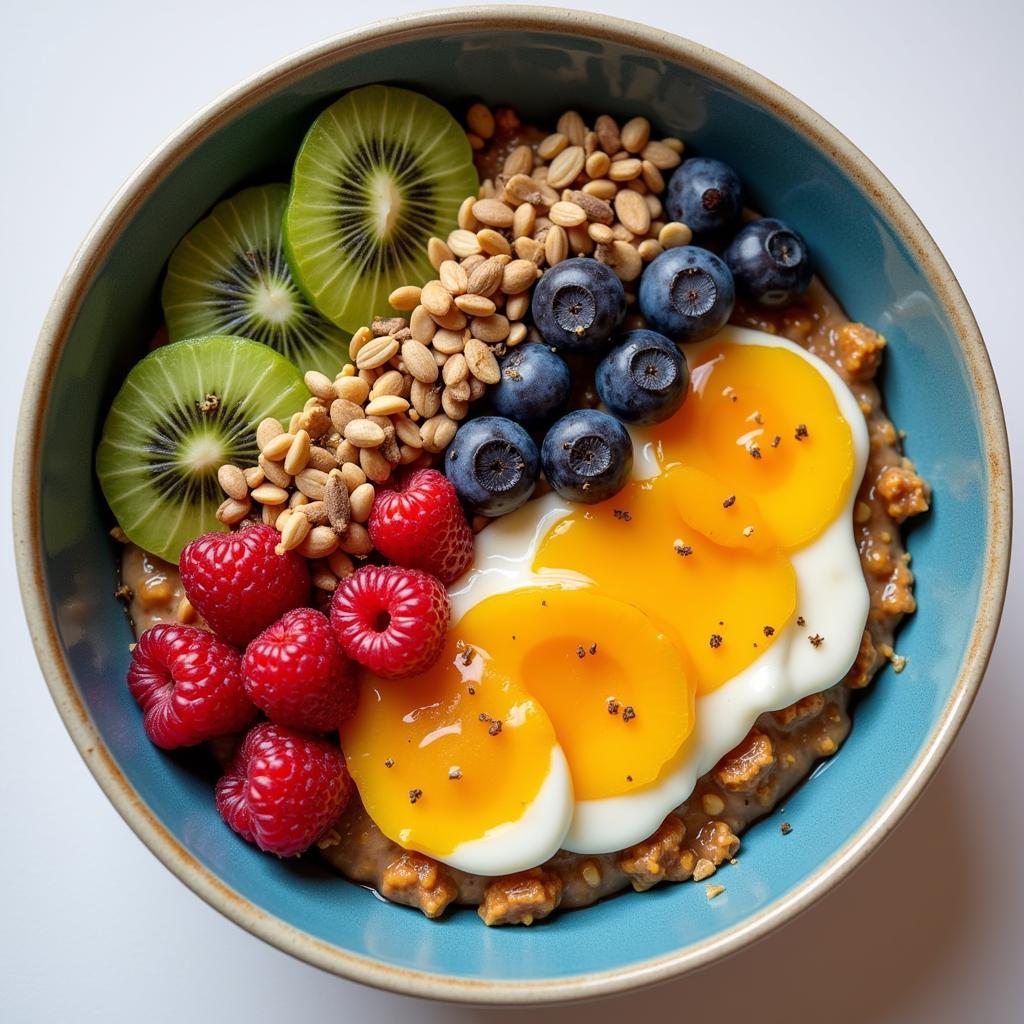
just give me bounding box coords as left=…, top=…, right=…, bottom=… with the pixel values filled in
left=531, top=257, right=626, bottom=353
left=724, top=218, right=812, bottom=307
left=638, top=246, right=735, bottom=343
left=665, top=157, right=742, bottom=241
left=595, top=330, right=689, bottom=426
left=541, top=409, right=633, bottom=504
left=491, top=343, right=572, bottom=428
left=444, top=416, right=540, bottom=517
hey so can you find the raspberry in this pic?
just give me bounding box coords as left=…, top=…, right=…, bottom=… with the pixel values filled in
left=127, top=624, right=256, bottom=749
left=368, top=468, right=474, bottom=583
left=215, top=722, right=353, bottom=857
left=330, top=565, right=450, bottom=679
left=242, top=608, right=358, bottom=733
left=180, top=524, right=310, bottom=646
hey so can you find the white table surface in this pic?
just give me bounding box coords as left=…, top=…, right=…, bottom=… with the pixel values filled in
left=3, top=1, right=1021, bottom=1020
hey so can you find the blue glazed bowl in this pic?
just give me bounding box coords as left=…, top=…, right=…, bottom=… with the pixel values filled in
left=15, top=6, right=1010, bottom=1004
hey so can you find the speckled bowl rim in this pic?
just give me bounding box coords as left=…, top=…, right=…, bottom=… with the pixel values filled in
left=14, top=4, right=1011, bottom=1006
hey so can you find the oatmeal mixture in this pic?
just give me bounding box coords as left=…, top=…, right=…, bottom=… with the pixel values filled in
left=117, top=274, right=928, bottom=925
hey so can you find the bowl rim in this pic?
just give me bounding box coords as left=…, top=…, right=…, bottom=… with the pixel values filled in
left=14, top=4, right=1011, bottom=1006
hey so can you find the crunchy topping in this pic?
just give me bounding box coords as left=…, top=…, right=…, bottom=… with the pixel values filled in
left=381, top=851, right=458, bottom=919
left=478, top=868, right=563, bottom=926
left=780, top=822, right=793, bottom=835
left=706, top=884, right=726, bottom=900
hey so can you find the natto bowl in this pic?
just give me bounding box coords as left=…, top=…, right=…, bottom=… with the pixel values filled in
left=14, top=4, right=1011, bottom=1006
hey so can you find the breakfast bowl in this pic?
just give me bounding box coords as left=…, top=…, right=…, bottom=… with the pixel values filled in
left=14, top=4, right=1010, bottom=1005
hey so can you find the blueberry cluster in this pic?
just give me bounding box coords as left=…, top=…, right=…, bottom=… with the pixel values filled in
left=444, top=156, right=812, bottom=517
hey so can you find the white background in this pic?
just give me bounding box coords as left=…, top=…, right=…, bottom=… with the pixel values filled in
left=2, top=1, right=1021, bottom=1020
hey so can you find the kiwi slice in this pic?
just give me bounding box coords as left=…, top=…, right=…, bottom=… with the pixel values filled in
left=284, top=84, right=478, bottom=332
left=96, top=335, right=306, bottom=564
left=162, top=184, right=350, bottom=375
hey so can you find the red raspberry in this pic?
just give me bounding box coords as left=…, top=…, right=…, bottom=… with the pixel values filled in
left=330, top=565, right=450, bottom=679
left=127, top=623, right=256, bottom=749
left=242, top=608, right=358, bottom=733
left=368, top=468, right=474, bottom=583
left=180, top=524, right=310, bottom=646
left=215, top=723, right=353, bottom=857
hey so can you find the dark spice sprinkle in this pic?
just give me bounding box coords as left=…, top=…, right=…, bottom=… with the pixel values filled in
left=460, top=647, right=475, bottom=666
left=710, top=633, right=723, bottom=649
left=576, top=645, right=585, bottom=659
left=541, top=599, right=547, bottom=607
left=488, top=720, right=503, bottom=736
left=795, top=423, right=809, bottom=441
left=626, top=775, right=633, bottom=782
left=613, top=508, right=632, bottom=522
left=467, top=686, right=475, bottom=695
left=622, top=706, right=636, bottom=723
left=780, top=822, right=793, bottom=835
left=674, top=541, right=694, bottom=556
left=448, top=767, right=462, bottom=780
left=796, top=616, right=806, bottom=627
left=809, top=634, right=824, bottom=648
left=478, top=712, right=491, bottom=722
left=763, top=625, right=775, bottom=637
left=589, top=643, right=598, bottom=655
left=608, top=700, right=620, bottom=715
left=409, top=788, right=423, bottom=804
left=749, top=445, right=762, bottom=459
left=384, top=758, right=394, bottom=768
left=722, top=495, right=736, bottom=508
left=114, top=584, right=132, bottom=601
left=771, top=435, right=781, bottom=448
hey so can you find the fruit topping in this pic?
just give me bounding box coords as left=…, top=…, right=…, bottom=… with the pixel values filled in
left=541, top=408, right=633, bottom=503
left=664, top=156, right=742, bottom=241
left=724, top=217, right=812, bottom=307
left=595, top=329, right=689, bottom=425
left=127, top=623, right=257, bottom=749
left=179, top=524, right=310, bottom=646
left=162, top=184, right=350, bottom=375
left=530, top=257, right=626, bottom=352
left=96, top=335, right=306, bottom=563
left=368, top=467, right=474, bottom=583
left=330, top=565, right=450, bottom=678
left=242, top=608, right=358, bottom=732
left=491, top=342, right=572, bottom=428
left=215, top=722, right=354, bottom=857
left=284, top=85, right=479, bottom=332
left=443, top=416, right=540, bottom=517
left=638, top=246, right=736, bottom=343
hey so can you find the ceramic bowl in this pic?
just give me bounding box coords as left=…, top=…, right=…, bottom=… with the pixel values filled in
left=15, top=5, right=1010, bottom=1005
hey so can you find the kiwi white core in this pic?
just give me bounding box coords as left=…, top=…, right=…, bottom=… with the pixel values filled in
left=182, top=430, right=226, bottom=474
left=369, top=170, right=403, bottom=239
left=253, top=283, right=297, bottom=325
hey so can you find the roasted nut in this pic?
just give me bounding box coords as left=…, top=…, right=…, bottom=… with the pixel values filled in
left=348, top=482, right=376, bottom=523
left=388, top=285, right=422, bottom=311
left=256, top=417, right=285, bottom=450
left=420, top=413, right=458, bottom=453
left=217, top=464, right=248, bottom=501
left=216, top=496, right=251, bottom=525
left=546, top=145, right=585, bottom=189
left=251, top=483, right=289, bottom=506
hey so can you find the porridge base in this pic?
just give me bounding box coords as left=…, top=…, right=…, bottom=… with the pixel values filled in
left=117, top=279, right=928, bottom=926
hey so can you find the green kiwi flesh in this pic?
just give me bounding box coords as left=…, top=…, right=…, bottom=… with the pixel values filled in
left=162, top=185, right=350, bottom=375
left=284, top=85, right=478, bottom=332
left=96, top=335, right=306, bottom=563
